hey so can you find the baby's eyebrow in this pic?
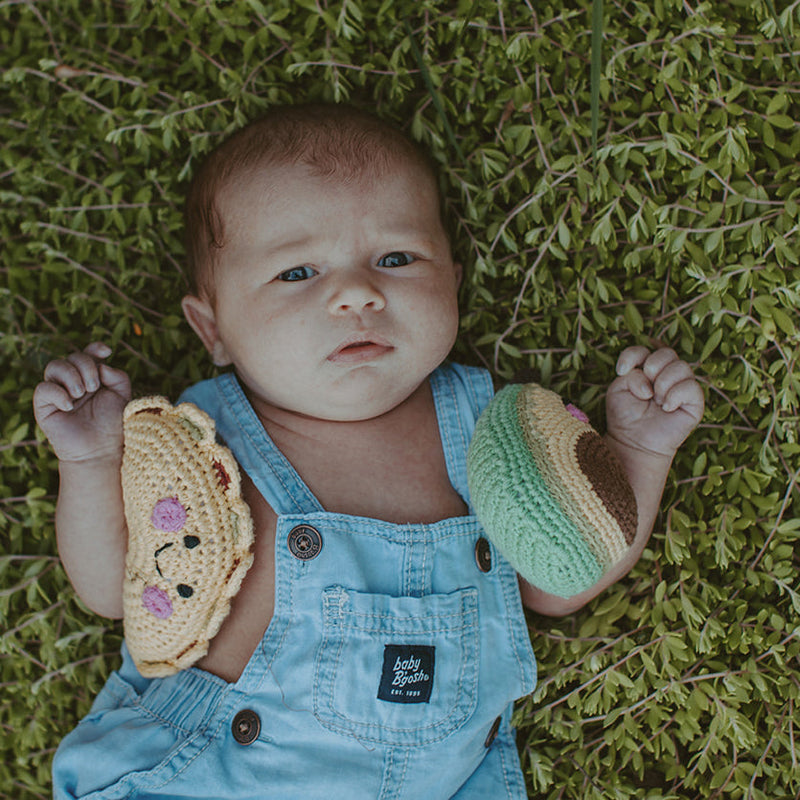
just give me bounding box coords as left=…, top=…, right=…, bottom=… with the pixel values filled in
left=260, top=235, right=315, bottom=261
left=256, top=230, right=444, bottom=263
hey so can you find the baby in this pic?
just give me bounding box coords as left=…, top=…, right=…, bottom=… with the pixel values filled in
left=34, top=103, right=704, bottom=799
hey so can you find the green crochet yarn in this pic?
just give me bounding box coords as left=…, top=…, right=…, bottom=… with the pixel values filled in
left=467, top=383, right=637, bottom=599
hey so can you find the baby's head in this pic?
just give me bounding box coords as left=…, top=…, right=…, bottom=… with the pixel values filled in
left=184, top=103, right=447, bottom=300
left=181, top=103, right=463, bottom=422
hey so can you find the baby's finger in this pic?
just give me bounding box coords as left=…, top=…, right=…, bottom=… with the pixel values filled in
left=615, top=368, right=654, bottom=401
left=662, top=377, right=705, bottom=417
left=33, top=380, right=76, bottom=416
left=652, top=359, right=695, bottom=405
left=641, top=348, right=679, bottom=382
left=64, top=351, right=104, bottom=394
left=616, top=346, right=651, bottom=376
left=84, top=341, right=113, bottom=360
left=98, top=363, right=132, bottom=402
left=42, top=358, right=91, bottom=400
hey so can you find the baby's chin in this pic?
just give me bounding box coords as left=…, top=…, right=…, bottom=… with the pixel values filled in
left=258, top=381, right=430, bottom=424
left=294, top=390, right=423, bottom=423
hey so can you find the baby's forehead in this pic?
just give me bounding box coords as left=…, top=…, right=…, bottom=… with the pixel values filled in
left=210, top=160, right=447, bottom=266
left=217, top=156, right=439, bottom=217
left=226, top=151, right=433, bottom=190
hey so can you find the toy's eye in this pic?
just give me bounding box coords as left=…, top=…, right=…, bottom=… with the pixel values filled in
left=177, top=584, right=194, bottom=598
left=183, top=535, right=200, bottom=549
left=278, top=265, right=317, bottom=281
left=378, top=252, right=414, bottom=268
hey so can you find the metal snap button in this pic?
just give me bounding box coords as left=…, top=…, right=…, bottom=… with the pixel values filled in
left=232, top=709, right=260, bottom=745
left=475, top=537, right=492, bottom=573
left=484, top=715, right=502, bottom=748
left=288, top=525, right=323, bottom=561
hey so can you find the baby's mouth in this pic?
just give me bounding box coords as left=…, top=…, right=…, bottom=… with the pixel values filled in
left=328, top=334, right=394, bottom=364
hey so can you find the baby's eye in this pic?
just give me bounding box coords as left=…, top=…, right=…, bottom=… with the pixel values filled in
left=278, top=265, right=317, bottom=282
left=377, top=252, right=414, bottom=268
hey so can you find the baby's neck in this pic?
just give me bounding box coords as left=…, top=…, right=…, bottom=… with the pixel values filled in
left=244, top=379, right=467, bottom=523
left=246, top=380, right=432, bottom=447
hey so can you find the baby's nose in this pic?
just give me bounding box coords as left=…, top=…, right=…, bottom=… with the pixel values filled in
left=328, top=270, right=386, bottom=314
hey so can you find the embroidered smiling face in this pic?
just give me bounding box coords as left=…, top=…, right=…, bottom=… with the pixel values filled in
left=121, top=397, right=253, bottom=677
left=139, top=497, right=200, bottom=619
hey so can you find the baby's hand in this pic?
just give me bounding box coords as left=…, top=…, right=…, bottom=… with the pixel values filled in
left=605, top=346, right=704, bottom=458
left=33, top=342, right=132, bottom=464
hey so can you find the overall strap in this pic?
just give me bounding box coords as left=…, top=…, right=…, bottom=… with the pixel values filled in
left=429, top=363, right=495, bottom=510
left=177, top=373, right=324, bottom=516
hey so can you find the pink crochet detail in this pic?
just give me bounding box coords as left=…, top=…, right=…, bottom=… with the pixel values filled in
left=142, top=585, right=173, bottom=619
left=565, top=403, right=589, bottom=424
left=151, top=497, right=186, bottom=532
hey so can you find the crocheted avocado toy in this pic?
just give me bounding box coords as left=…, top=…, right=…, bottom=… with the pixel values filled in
left=466, top=383, right=638, bottom=599
left=121, top=397, right=254, bottom=677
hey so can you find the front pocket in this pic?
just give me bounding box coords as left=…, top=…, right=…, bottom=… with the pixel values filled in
left=314, top=585, right=479, bottom=747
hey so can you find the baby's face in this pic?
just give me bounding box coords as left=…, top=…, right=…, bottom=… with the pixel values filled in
left=183, top=161, right=461, bottom=421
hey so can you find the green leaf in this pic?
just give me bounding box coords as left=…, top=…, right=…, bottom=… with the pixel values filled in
left=623, top=302, right=644, bottom=336
left=700, top=328, right=723, bottom=361
left=767, top=114, right=796, bottom=130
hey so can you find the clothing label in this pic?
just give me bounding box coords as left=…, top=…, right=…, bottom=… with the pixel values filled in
left=377, top=644, right=435, bottom=704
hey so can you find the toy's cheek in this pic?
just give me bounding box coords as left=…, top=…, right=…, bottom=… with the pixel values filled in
left=565, top=403, right=590, bottom=424
left=151, top=497, right=187, bottom=532
left=142, top=585, right=173, bottom=619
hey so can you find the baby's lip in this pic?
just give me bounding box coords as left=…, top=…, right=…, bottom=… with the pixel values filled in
left=327, top=332, right=394, bottom=363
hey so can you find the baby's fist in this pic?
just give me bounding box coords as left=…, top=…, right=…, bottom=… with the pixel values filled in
left=606, top=347, right=704, bottom=458
left=33, top=342, right=131, bottom=463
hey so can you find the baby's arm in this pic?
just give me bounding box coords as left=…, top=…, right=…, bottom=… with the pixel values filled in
left=521, top=347, right=704, bottom=616
left=33, top=343, right=132, bottom=618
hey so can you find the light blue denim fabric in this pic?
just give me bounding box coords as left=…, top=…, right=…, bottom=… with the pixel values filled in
left=53, top=363, right=537, bottom=799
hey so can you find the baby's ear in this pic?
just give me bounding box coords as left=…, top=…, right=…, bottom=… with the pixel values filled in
left=181, top=295, right=232, bottom=367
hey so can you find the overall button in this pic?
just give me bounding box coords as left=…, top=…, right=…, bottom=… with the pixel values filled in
left=484, top=715, right=502, bottom=748
left=475, top=537, right=492, bottom=572
left=288, top=525, right=323, bottom=560
left=232, top=709, right=260, bottom=745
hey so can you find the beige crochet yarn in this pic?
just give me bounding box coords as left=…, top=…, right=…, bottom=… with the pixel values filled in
left=121, top=397, right=254, bottom=677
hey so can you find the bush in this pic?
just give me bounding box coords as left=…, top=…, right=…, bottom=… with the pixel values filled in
left=2, top=1, right=798, bottom=797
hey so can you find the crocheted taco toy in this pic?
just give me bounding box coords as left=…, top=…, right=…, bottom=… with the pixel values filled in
left=466, top=383, right=638, bottom=599
left=121, top=397, right=254, bottom=677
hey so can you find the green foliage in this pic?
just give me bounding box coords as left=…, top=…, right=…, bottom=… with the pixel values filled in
left=2, top=0, right=798, bottom=797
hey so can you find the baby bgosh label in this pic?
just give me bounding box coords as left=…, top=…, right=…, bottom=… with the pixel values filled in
left=378, top=644, right=435, bottom=704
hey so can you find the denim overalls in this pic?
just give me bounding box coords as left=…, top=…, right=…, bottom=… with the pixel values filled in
left=53, top=362, right=537, bottom=799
